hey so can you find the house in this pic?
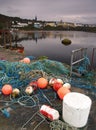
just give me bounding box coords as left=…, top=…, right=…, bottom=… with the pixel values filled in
left=56, top=21, right=75, bottom=28
left=34, top=22, right=42, bottom=28
left=74, top=23, right=84, bottom=27
left=17, top=22, right=28, bottom=27
left=44, top=22, right=56, bottom=27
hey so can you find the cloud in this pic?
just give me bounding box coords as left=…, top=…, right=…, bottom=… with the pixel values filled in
left=0, top=0, right=96, bottom=23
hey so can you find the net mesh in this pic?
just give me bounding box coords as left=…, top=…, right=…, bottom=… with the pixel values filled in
left=0, top=59, right=69, bottom=89
left=0, top=58, right=96, bottom=95
left=0, top=58, right=96, bottom=130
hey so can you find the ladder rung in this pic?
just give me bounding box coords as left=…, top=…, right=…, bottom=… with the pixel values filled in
left=72, top=58, right=85, bottom=65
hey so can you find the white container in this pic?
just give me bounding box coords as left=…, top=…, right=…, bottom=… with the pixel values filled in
left=62, top=92, right=92, bottom=128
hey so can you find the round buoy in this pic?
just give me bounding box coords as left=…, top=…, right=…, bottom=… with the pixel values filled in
left=57, top=79, right=63, bottom=84
left=63, top=83, right=71, bottom=89
left=29, top=81, right=37, bottom=90
left=53, top=82, right=62, bottom=91
left=49, top=78, right=57, bottom=86
left=2, top=84, right=13, bottom=95
left=12, top=88, right=20, bottom=98
left=37, top=77, right=48, bottom=89
left=57, top=87, right=70, bottom=100
left=23, top=57, right=30, bottom=64
left=25, top=86, right=34, bottom=95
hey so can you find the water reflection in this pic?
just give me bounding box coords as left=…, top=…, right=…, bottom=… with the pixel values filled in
left=11, top=31, right=76, bottom=43
left=0, top=30, right=24, bottom=53
left=1, top=31, right=96, bottom=66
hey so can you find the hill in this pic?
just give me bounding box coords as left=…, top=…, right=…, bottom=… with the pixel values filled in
left=0, top=13, right=31, bottom=29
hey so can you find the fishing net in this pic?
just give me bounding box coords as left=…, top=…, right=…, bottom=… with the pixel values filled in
left=0, top=58, right=96, bottom=93
left=72, top=56, right=90, bottom=75
left=0, top=58, right=96, bottom=96
left=0, top=59, right=69, bottom=120
left=70, top=55, right=96, bottom=95
left=0, top=58, right=96, bottom=130
left=0, top=59, right=69, bottom=89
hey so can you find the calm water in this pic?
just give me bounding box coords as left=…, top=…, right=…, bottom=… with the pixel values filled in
left=16, top=31, right=96, bottom=65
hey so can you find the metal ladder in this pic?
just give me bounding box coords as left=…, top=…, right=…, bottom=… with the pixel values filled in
left=70, top=48, right=87, bottom=76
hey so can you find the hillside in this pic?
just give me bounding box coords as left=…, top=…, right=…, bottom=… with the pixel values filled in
left=0, top=13, right=31, bottom=29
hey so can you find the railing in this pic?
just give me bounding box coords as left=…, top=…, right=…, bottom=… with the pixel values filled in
left=70, top=48, right=87, bottom=76
left=91, top=48, right=96, bottom=70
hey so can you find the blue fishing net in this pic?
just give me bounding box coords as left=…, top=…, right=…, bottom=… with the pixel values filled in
left=0, top=59, right=69, bottom=89
left=70, top=55, right=96, bottom=94
left=0, top=58, right=96, bottom=95
left=72, top=56, right=90, bottom=75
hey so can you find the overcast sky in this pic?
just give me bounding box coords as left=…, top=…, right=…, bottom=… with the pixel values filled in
left=0, top=0, right=96, bottom=24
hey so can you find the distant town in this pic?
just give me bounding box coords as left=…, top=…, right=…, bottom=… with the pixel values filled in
left=0, top=14, right=96, bottom=32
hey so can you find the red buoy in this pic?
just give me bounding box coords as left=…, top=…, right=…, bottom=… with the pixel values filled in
left=53, top=82, right=62, bottom=91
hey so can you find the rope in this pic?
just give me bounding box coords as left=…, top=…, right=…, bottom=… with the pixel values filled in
left=21, top=111, right=48, bottom=130
left=50, top=120, right=86, bottom=130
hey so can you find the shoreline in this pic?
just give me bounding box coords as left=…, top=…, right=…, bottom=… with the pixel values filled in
left=0, top=47, right=24, bottom=62
left=13, top=29, right=96, bottom=34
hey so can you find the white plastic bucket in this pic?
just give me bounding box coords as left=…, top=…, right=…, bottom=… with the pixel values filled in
left=62, top=92, right=92, bottom=128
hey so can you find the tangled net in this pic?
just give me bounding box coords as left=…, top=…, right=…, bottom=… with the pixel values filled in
left=0, top=58, right=96, bottom=95
left=0, top=59, right=69, bottom=89
left=0, top=58, right=96, bottom=130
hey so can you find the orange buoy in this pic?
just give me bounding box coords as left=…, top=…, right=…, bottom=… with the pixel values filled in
left=37, top=77, right=48, bottom=89
left=23, top=57, right=30, bottom=64
left=57, top=87, right=70, bottom=100
left=2, top=84, right=13, bottom=95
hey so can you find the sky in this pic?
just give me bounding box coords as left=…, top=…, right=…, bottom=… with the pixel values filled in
left=0, top=0, right=96, bottom=24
